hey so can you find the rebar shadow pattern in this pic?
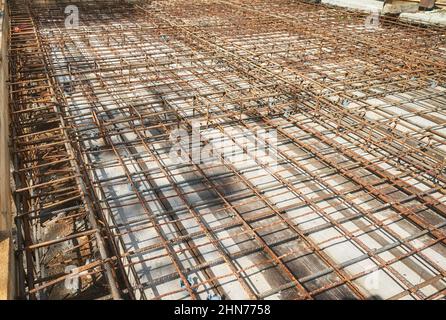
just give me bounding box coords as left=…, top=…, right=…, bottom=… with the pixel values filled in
left=9, top=0, right=446, bottom=300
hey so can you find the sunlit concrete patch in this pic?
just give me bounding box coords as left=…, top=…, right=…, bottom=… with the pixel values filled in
left=322, top=0, right=384, bottom=12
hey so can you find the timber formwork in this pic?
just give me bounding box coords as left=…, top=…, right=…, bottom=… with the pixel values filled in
left=9, top=0, right=446, bottom=300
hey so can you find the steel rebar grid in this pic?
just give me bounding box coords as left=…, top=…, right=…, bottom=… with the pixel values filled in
left=9, top=0, right=446, bottom=300
left=9, top=0, right=121, bottom=300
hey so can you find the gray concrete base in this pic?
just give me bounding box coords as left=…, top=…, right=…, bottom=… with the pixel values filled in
left=400, top=9, right=446, bottom=26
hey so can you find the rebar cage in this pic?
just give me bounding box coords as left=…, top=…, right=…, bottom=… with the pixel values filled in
left=9, top=0, right=446, bottom=300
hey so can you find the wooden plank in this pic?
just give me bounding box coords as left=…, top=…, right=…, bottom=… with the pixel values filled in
left=0, top=235, right=13, bottom=300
